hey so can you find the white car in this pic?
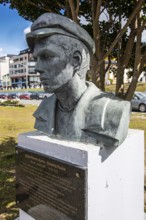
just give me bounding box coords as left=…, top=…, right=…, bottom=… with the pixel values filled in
left=38, top=92, right=52, bottom=99
left=131, top=92, right=146, bottom=112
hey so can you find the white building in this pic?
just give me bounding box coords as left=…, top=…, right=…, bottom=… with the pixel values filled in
left=2, top=73, right=11, bottom=89
left=105, top=63, right=146, bottom=84
left=0, top=55, right=12, bottom=88
left=138, top=71, right=146, bottom=82
left=9, top=49, right=40, bottom=89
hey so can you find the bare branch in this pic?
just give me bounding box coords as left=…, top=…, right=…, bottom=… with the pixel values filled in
left=65, top=0, right=72, bottom=18
left=97, top=0, right=144, bottom=67
left=123, top=20, right=136, bottom=68
left=105, top=56, right=111, bottom=73
left=125, top=8, right=144, bottom=101
left=100, top=4, right=107, bottom=15
left=91, top=0, right=96, bottom=20
left=24, top=0, right=53, bottom=12
left=41, top=0, right=65, bottom=9
left=95, top=0, right=102, bottom=21
left=76, top=0, right=80, bottom=15
left=68, top=0, right=78, bottom=22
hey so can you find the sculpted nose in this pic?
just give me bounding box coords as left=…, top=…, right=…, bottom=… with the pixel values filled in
left=35, top=62, right=44, bottom=74
left=35, top=68, right=44, bottom=74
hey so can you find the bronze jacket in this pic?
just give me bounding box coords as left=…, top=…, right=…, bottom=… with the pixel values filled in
left=33, top=82, right=131, bottom=148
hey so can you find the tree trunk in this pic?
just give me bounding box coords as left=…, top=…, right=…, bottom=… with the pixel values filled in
left=95, top=0, right=144, bottom=73
left=99, top=60, right=106, bottom=91
left=116, top=19, right=136, bottom=98
left=116, top=59, right=125, bottom=97
left=91, top=0, right=105, bottom=88
left=65, top=0, right=72, bottom=18
left=90, top=54, right=99, bottom=84
left=125, top=13, right=143, bottom=101
left=68, top=0, right=79, bottom=23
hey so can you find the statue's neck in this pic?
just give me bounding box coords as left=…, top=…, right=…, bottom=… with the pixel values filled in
left=55, top=74, right=87, bottom=111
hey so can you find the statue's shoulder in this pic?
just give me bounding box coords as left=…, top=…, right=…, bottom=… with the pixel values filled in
left=88, top=87, right=130, bottom=114
left=83, top=83, right=131, bottom=146
left=88, top=89, right=131, bottom=131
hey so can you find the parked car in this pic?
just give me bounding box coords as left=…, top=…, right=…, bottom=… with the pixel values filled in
left=131, top=92, right=146, bottom=112
left=7, top=93, right=18, bottom=99
left=0, top=93, right=8, bottom=99
left=30, top=92, right=40, bottom=100
left=19, top=93, right=31, bottom=100
left=38, top=92, right=52, bottom=99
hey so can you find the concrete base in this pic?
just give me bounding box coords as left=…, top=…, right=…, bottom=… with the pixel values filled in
left=17, top=129, right=144, bottom=220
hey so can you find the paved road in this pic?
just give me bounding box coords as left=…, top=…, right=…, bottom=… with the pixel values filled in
left=18, top=100, right=146, bottom=115
left=19, top=99, right=42, bottom=106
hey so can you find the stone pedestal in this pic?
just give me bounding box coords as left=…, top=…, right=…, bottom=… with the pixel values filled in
left=17, top=129, right=144, bottom=220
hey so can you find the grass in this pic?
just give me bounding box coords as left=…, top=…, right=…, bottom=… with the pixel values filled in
left=0, top=105, right=36, bottom=220
left=0, top=105, right=146, bottom=219
left=130, top=112, right=146, bottom=147
left=1, top=82, right=146, bottom=94
left=106, top=82, right=146, bottom=92
left=1, top=88, right=43, bottom=93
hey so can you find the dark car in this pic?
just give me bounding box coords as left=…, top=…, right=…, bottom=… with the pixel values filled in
left=0, top=93, right=8, bottom=99
left=30, top=92, right=40, bottom=100
left=7, top=93, right=18, bottom=99
left=19, top=93, right=31, bottom=100
left=131, top=92, right=146, bottom=112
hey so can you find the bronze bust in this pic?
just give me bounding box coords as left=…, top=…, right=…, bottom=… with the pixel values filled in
left=26, top=13, right=131, bottom=148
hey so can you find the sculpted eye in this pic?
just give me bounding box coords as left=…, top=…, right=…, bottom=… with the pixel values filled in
left=42, top=53, right=53, bottom=59
left=33, top=57, right=37, bottom=62
left=33, top=54, right=37, bottom=61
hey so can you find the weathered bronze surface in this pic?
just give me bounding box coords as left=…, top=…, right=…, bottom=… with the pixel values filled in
left=26, top=13, right=131, bottom=148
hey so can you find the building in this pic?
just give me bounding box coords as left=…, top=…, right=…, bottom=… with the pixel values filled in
left=0, top=55, right=14, bottom=89
left=2, top=73, right=11, bottom=89
left=9, top=49, right=40, bottom=88
left=138, top=71, right=146, bottom=82
left=105, top=60, right=146, bottom=84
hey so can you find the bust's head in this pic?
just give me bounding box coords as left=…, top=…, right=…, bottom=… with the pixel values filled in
left=26, top=13, right=95, bottom=93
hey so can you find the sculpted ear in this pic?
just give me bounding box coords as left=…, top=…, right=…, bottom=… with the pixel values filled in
left=71, top=51, right=82, bottom=71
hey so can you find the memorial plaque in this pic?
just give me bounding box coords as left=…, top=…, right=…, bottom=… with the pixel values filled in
left=16, top=147, right=87, bottom=220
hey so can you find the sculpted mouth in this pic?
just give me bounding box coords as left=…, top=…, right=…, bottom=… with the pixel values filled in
left=40, top=78, right=50, bottom=85
left=40, top=77, right=47, bottom=81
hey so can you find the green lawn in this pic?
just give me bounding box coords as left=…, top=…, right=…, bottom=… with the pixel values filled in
left=1, top=82, right=146, bottom=93
left=106, top=82, right=146, bottom=92
left=0, top=105, right=36, bottom=220
left=0, top=105, right=146, bottom=219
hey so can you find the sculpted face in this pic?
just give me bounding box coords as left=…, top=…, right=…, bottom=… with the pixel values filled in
left=33, top=35, right=75, bottom=93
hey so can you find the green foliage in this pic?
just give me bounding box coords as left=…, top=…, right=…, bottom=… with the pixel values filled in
left=0, top=100, right=24, bottom=107
left=0, top=137, right=18, bottom=220
left=0, top=0, right=146, bottom=97
left=0, top=0, right=65, bottom=21
left=0, top=1, right=145, bottom=58
left=106, top=0, right=135, bottom=18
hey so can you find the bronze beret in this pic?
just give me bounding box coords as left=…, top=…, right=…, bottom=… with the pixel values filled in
left=26, top=13, right=95, bottom=54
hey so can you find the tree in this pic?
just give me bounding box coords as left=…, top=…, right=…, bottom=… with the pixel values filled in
left=1, top=0, right=146, bottom=100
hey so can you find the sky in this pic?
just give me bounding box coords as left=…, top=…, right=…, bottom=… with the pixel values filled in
left=0, top=4, right=31, bottom=56
left=0, top=4, right=145, bottom=57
